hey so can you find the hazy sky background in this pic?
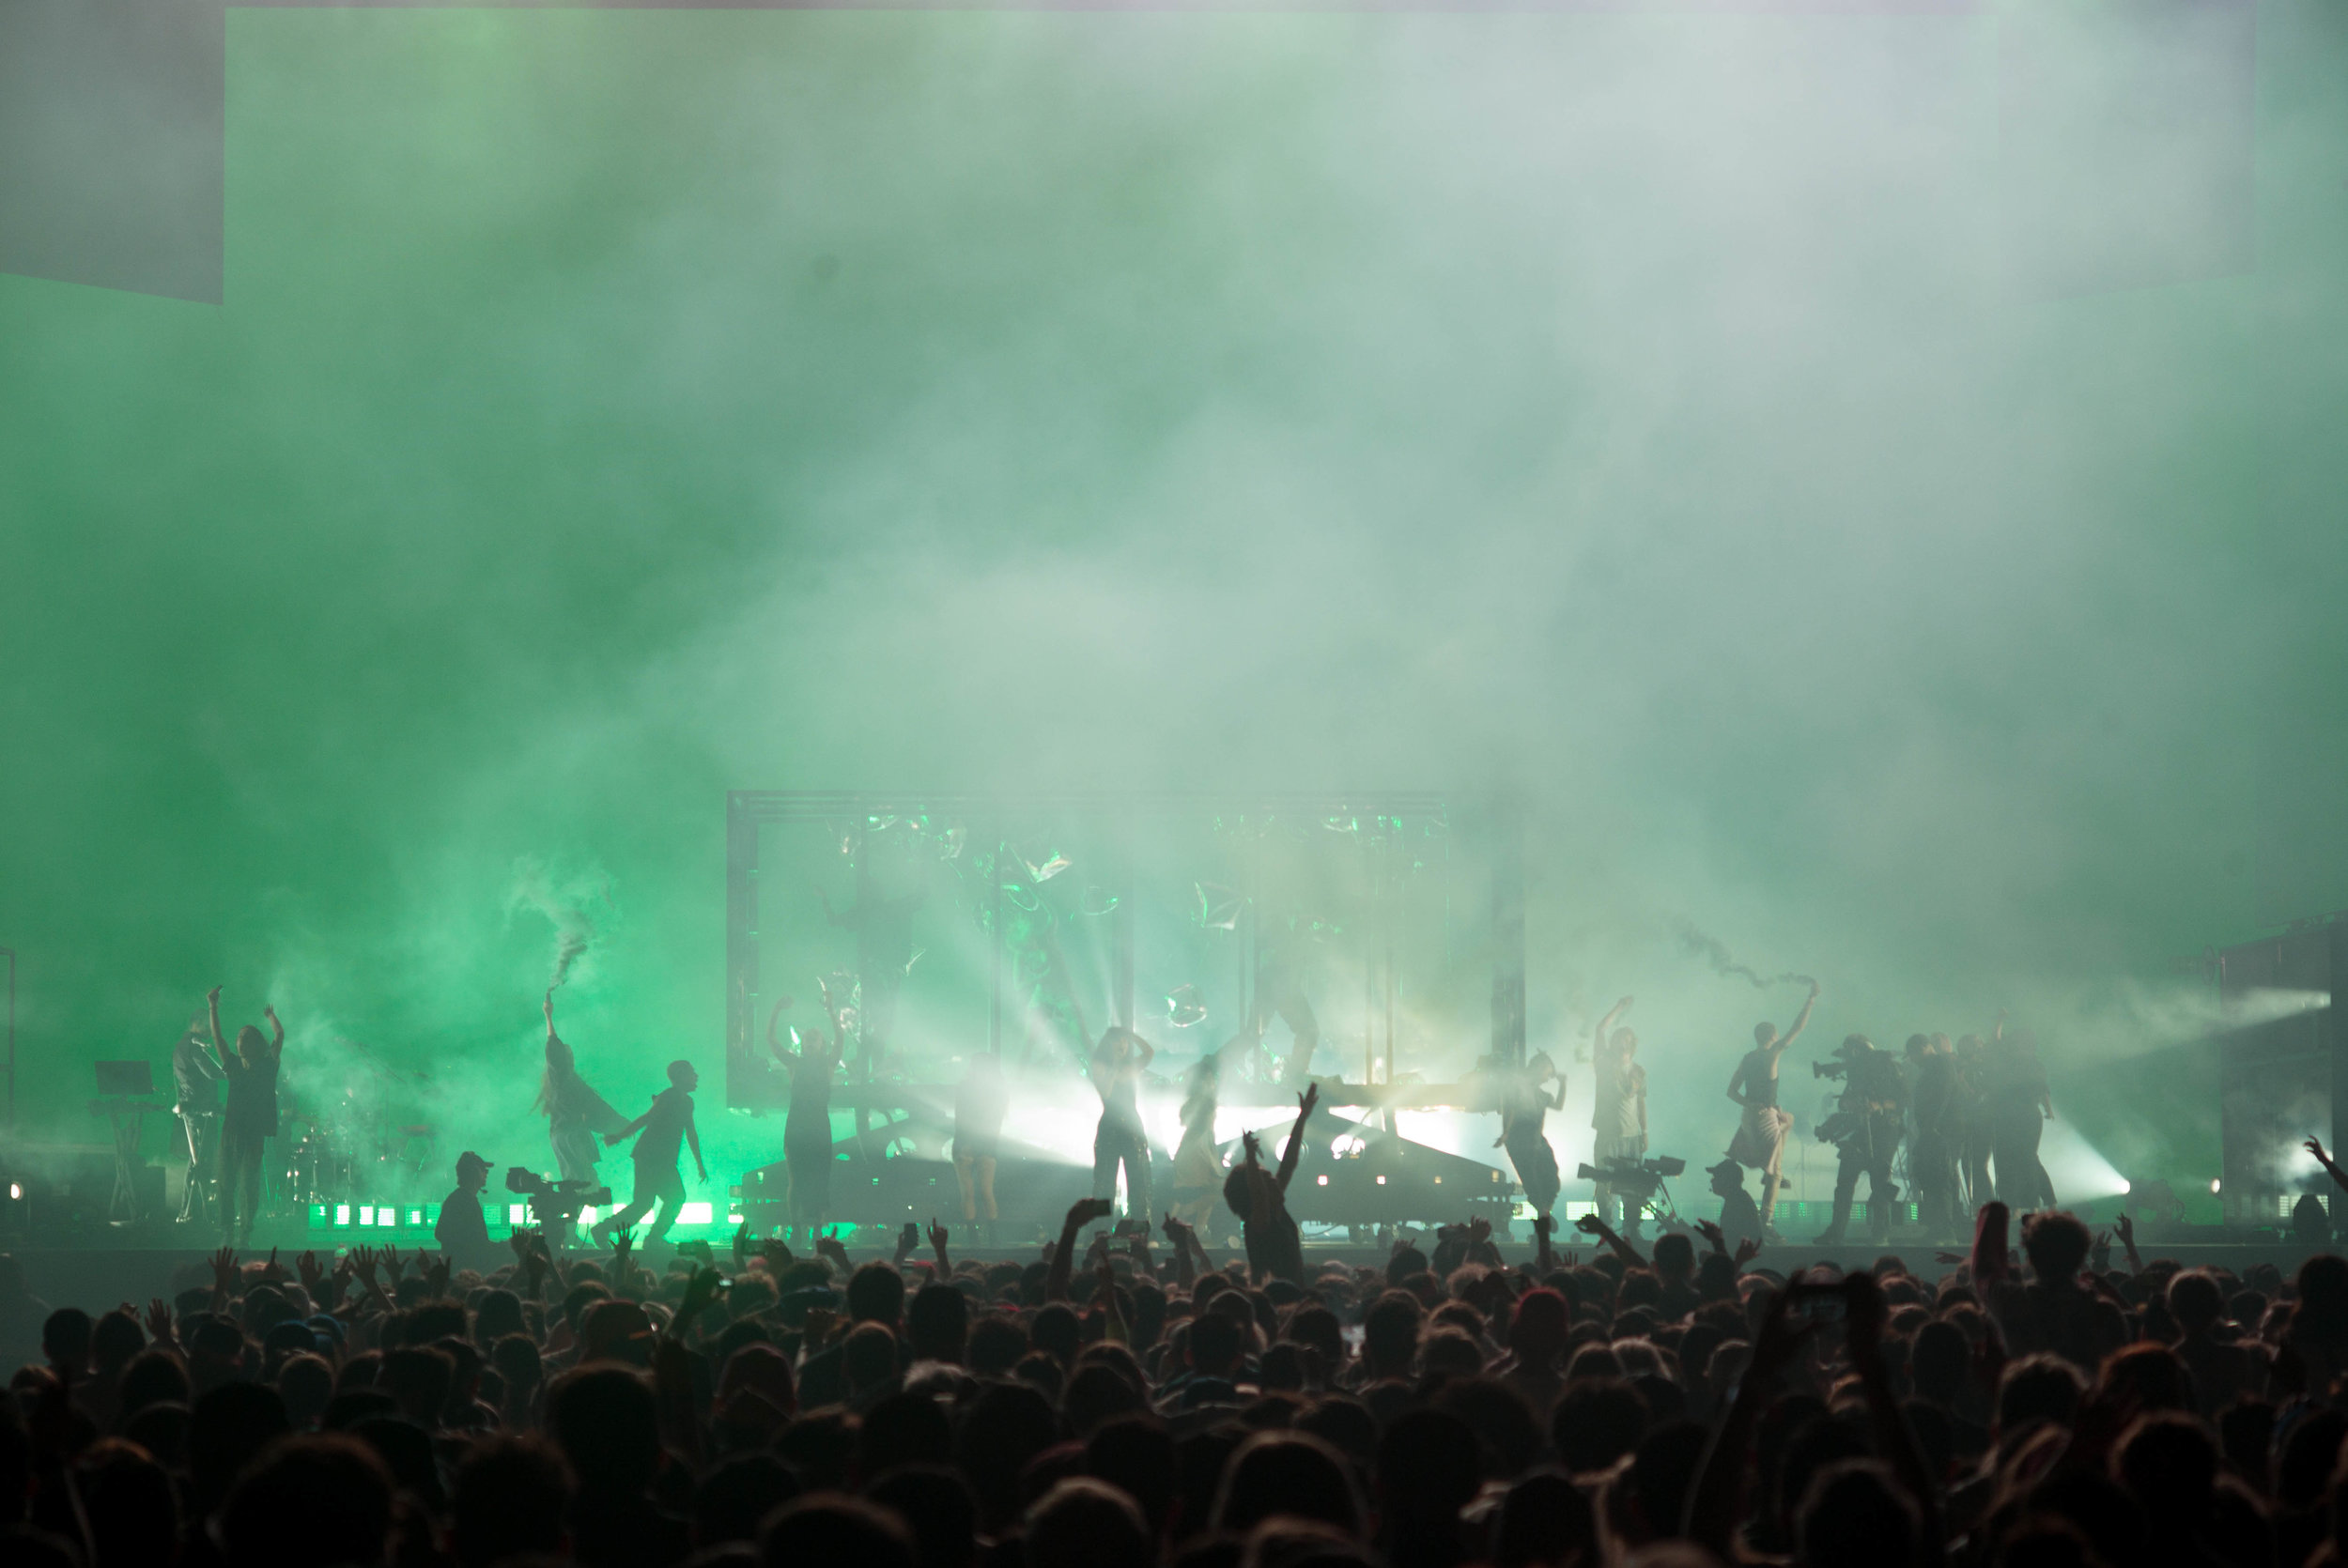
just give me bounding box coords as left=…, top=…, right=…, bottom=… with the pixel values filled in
left=2, top=4, right=2340, bottom=1201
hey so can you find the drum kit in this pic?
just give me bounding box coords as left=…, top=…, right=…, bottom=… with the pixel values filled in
left=275, top=1037, right=438, bottom=1211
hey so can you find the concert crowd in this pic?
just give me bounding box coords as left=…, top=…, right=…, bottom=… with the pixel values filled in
left=0, top=1181, right=2340, bottom=1568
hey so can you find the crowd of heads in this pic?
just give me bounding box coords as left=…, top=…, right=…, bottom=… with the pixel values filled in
left=0, top=1197, right=2337, bottom=1568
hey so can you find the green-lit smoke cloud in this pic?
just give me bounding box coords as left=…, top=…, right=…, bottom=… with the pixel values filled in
left=0, top=6, right=2335, bottom=1195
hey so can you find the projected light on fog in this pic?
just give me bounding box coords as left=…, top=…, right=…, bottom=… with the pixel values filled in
left=1005, top=1081, right=1119, bottom=1167
left=2040, top=1115, right=2127, bottom=1202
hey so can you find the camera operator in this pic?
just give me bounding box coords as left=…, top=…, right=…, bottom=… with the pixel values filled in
left=1811, top=1034, right=1907, bottom=1246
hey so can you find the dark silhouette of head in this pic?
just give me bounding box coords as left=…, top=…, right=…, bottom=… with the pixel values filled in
left=759, top=1497, right=916, bottom=1568
left=1212, top=1430, right=1365, bottom=1537
left=217, top=1434, right=395, bottom=1568
left=451, top=1435, right=572, bottom=1568
left=1026, top=1478, right=1152, bottom=1568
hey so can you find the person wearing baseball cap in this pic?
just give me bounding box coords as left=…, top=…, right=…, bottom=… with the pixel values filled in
left=435, top=1150, right=498, bottom=1272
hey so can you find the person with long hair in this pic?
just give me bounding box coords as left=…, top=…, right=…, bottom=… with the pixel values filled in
left=206, top=986, right=282, bottom=1245
left=953, top=1052, right=1008, bottom=1243
left=1724, top=979, right=1818, bottom=1238
left=1168, top=1041, right=1229, bottom=1232
left=1089, top=1025, right=1155, bottom=1222
left=540, top=990, right=626, bottom=1193
left=1987, top=1029, right=2057, bottom=1211
left=770, top=982, right=843, bottom=1241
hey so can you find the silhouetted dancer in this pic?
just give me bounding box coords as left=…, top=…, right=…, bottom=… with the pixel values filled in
left=1724, top=978, right=1818, bottom=1238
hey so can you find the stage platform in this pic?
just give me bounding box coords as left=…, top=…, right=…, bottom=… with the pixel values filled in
left=4, top=1237, right=2338, bottom=1314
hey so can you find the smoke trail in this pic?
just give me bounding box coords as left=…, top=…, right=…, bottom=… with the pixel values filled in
left=510, top=857, right=609, bottom=991
left=1673, top=918, right=1815, bottom=990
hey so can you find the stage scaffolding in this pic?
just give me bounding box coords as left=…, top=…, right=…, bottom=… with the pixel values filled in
left=723, top=792, right=1525, bottom=1115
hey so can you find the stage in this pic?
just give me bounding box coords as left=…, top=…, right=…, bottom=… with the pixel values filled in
left=5, top=1237, right=2339, bottom=1318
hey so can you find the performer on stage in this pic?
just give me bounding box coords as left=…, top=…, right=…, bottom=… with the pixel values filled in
left=1722, top=978, right=1818, bottom=1239
left=1589, top=996, right=1648, bottom=1237
left=1168, top=1042, right=1229, bottom=1231
left=1089, top=1025, right=1155, bottom=1222
left=1906, top=1033, right=1963, bottom=1237
left=1988, top=1029, right=2057, bottom=1211
left=1225, top=1084, right=1319, bottom=1284
left=769, top=990, right=841, bottom=1241
left=1812, top=1034, right=1906, bottom=1246
left=541, top=991, right=627, bottom=1190
left=206, top=986, right=283, bottom=1246
left=593, top=1058, right=706, bottom=1247
left=953, top=1053, right=1007, bottom=1243
left=170, top=1006, right=225, bottom=1225
left=1496, top=1051, right=1565, bottom=1224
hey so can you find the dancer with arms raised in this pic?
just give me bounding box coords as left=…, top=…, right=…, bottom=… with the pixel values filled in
left=1723, top=978, right=1818, bottom=1240
left=207, top=986, right=282, bottom=1246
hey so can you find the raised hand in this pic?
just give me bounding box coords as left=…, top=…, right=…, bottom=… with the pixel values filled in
left=260, top=1246, right=286, bottom=1284
left=381, top=1244, right=406, bottom=1281
left=734, top=1222, right=752, bottom=1269
left=1692, top=1219, right=1726, bottom=1255
left=612, top=1231, right=636, bottom=1271
left=1748, top=1278, right=1819, bottom=1387
left=2113, top=1213, right=2136, bottom=1246
left=1842, top=1271, right=1888, bottom=1360
left=804, top=1305, right=839, bottom=1348
left=296, top=1250, right=323, bottom=1294
left=676, top=1266, right=725, bottom=1329
left=894, top=1222, right=920, bottom=1264
left=145, top=1299, right=173, bottom=1343
left=927, top=1218, right=950, bottom=1255
left=759, top=1237, right=796, bottom=1275
left=1733, top=1236, right=1762, bottom=1268
left=1970, top=1321, right=2007, bottom=1394
left=425, top=1252, right=453, bottom=1297
left=1467, top=1215, right=1492, bottom=1245
left=1240, top=1130, right=1261, bottom=1163
left=351, top=1247, right=380, bottom=1288
left=1574, top=1213, right=1607, bottom=1237
left=1297, top=1082, right=1321, bottom=1117
left=1162, top=1213, right=1193, bottom=1244
left=209, top=1245, right=239, bottom=1297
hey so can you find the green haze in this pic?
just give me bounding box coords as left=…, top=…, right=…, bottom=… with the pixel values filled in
left=2, top=4, right=2342, bottom=1196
